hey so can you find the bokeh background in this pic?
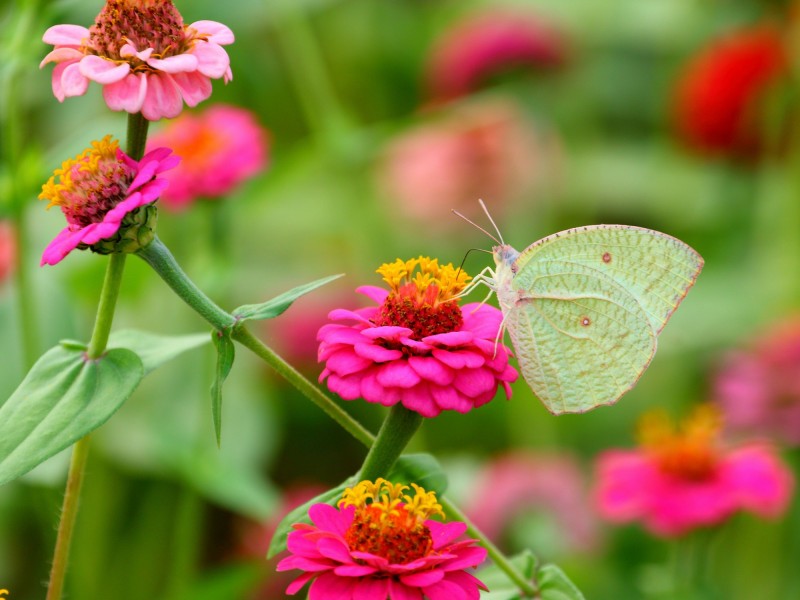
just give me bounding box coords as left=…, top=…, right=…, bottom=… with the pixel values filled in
left=2, top=0, right=800, bottom=598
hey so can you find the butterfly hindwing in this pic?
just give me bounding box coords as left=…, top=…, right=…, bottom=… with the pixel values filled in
left=505, top=259, right=657, bottom=413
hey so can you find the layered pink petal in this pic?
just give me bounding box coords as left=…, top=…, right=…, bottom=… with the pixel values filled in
left=146, top=53, right=199, bottom=74
left=79, top=55, right=130, bottom=84
left=40, top=47, right=83, bottom=68
left=141, top=74, right=183, bottom=121
left=42, top=24, right=89, bottom=46
left=191, top=41, right=230, bottom=78
left=189, top=20, right=235, bottom=45
left=59, top=62, right=90, bottom=99
left=171, top=70, right=213, bottom=107
left=103, top=73, right=147, bottom=113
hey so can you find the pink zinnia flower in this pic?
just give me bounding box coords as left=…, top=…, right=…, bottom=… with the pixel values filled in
left=318, top=257, right=518, bottom=418
left=40, top=0, right=233, bottom=121
left=464, top=451, right=599, bottom=554
left=378, top=97, right=556, bottom=228
left=594, top=405, right=793, bottom=537
left=0, top=222, right=16, bottom=284
left=714, top=316, right=800, bottom=446
left=276, top=479, right=488, bottom=599
left=425, top=9, right=568, bottom=102
left=39, top=135, right=179, bottom=265
left=146, top=104, right=268, bottom=210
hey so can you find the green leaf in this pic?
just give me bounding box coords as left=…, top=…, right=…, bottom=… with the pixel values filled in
left=267, top=479, right=355, bottom=559
left=538, top=564, right=586, bottom=600
left=232, top=274, right=343, bottom=322
left=477, top=550, right=538, bottom=600
left=211, top=330, right=235, bottom=445
left=0, top=345, right=144, bottom=485
left=107, top=329, right=210, bottom=375
left=387, top=453, right=448, bottom=495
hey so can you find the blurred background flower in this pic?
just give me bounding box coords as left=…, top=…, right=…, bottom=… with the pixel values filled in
left=671, top=22, right=789, bottom=160
left=714, top=316, right=800, bottom=447
left=424, top=8, right=569, bottom=103
left=0, top=222, right=16, bottom=285
left=147, top=104, right=269, bottom=211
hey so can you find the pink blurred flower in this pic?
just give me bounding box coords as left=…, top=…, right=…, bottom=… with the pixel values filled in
left=714, top=316, right=800, bottom=446
left=426, top=9, right=568, bottom=102
left=146, top=104, right=268, bottom=210
left=594, top=405, right=793, bottom=537
left=0, top=222, right=16, bottom=284
left=277, top=479, right=487, bottom=599
left=464, top=451, right=599, bottom=554
left=40, top=0, right=233, bottom=121
left=671, top=23, right=788, bottom=159
left=39, top=135, right=178, bottom=265
left=378, top=97, right=557, bottom=227
left=318, top=257, right=517, bottom=418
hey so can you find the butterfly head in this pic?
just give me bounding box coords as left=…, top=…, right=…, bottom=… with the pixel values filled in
left=493, top=244, right=519, bottom=271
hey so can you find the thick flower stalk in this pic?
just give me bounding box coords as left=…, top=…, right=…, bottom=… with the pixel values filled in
left=277, top=479, right=488, bottom=599
left=146, top=103, right=268, bottom=210
left=39, top=135, right=179, bottom=265
left=594, top=404, right=793, bottom=537
left=318, top=257, right=517, bottom=417
left=40, top=0, right=234, bottom=121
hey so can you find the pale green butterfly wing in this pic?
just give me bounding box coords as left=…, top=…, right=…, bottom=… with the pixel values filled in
left=498, top=225, right=703, bottom=414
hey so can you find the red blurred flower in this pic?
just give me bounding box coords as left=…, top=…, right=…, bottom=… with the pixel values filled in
left=0, top=222, right=16, bottom=284
left=425, top=9, right=568, bottom=102
left=672, top=24, right=789, bottom=159
left=594, top=405, right=793, bottom=537
left=714, top=316, right=800, bottom=446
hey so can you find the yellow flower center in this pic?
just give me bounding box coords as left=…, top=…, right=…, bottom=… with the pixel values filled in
left=374, top=257, right=470, bottom=339
left=339, top=478, right=444, bottom=564
left=638, top=404, right=722, bottom=480
left=40, top=136, right=135, bottom=228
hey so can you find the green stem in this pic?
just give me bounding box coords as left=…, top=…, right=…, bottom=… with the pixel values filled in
left=46, top=110, right=147, bottom=600
left=441, top=497, right=540, bottom=598
left=46, top=434, right=91, bottom=600
left=126, top=112, right=150, bottom=160
left=87, top=253, right=127, bottom=358
left=357, top=404, right=423, bottom=482
left=232, top=327, right=375, bottom=447
left=136, top=236, right=235, bottom=331
left=163, top=487, right=203, bottom=600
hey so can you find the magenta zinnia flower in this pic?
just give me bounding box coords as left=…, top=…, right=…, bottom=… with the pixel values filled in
left=594, top=405, right=793, bottom=537
left=146, top=104, right=268, bottom=210
left=40, top=0, right=233, bottom=121
left=318, top=257, right=517, bottom=417
left=39, top=135, right=179, bottom=265
left=277, top=479, right=488, bottom=599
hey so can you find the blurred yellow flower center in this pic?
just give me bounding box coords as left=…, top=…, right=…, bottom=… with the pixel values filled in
left=374, top=257, right=470, bottom=339
left=638, top=404, right=722, bottom=480
left=339, top=478, right=444, bottom=564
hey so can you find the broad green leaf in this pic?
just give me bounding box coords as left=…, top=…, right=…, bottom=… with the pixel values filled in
left=108, top=329, right=210, bottom=375
left=0, top=345, right=144, bottom=485
left=267, top=480, right=354, bottom=559
left=477, top=550, right=538, bottom=600
left=538, top=564, right=586, bottom=600
left=211, top=330, right=235, bottom=445
left=387, top=453, right=448, bottom=495
left=232, top=274, right=343, bottom=322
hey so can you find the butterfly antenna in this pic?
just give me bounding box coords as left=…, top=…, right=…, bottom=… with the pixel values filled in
left=478, top=199, right=505, bottom=244
left=452, top=208, right=502, bottom=245
left=456, top=247, right=491, bottom=278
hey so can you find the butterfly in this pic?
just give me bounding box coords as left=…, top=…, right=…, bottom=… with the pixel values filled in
left=457, top=202, right=704, bottom=414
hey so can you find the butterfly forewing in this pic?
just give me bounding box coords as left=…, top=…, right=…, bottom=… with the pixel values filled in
left=512, top=225, right=703, bottom=334
left=504, top=260, right=657, bottom=413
